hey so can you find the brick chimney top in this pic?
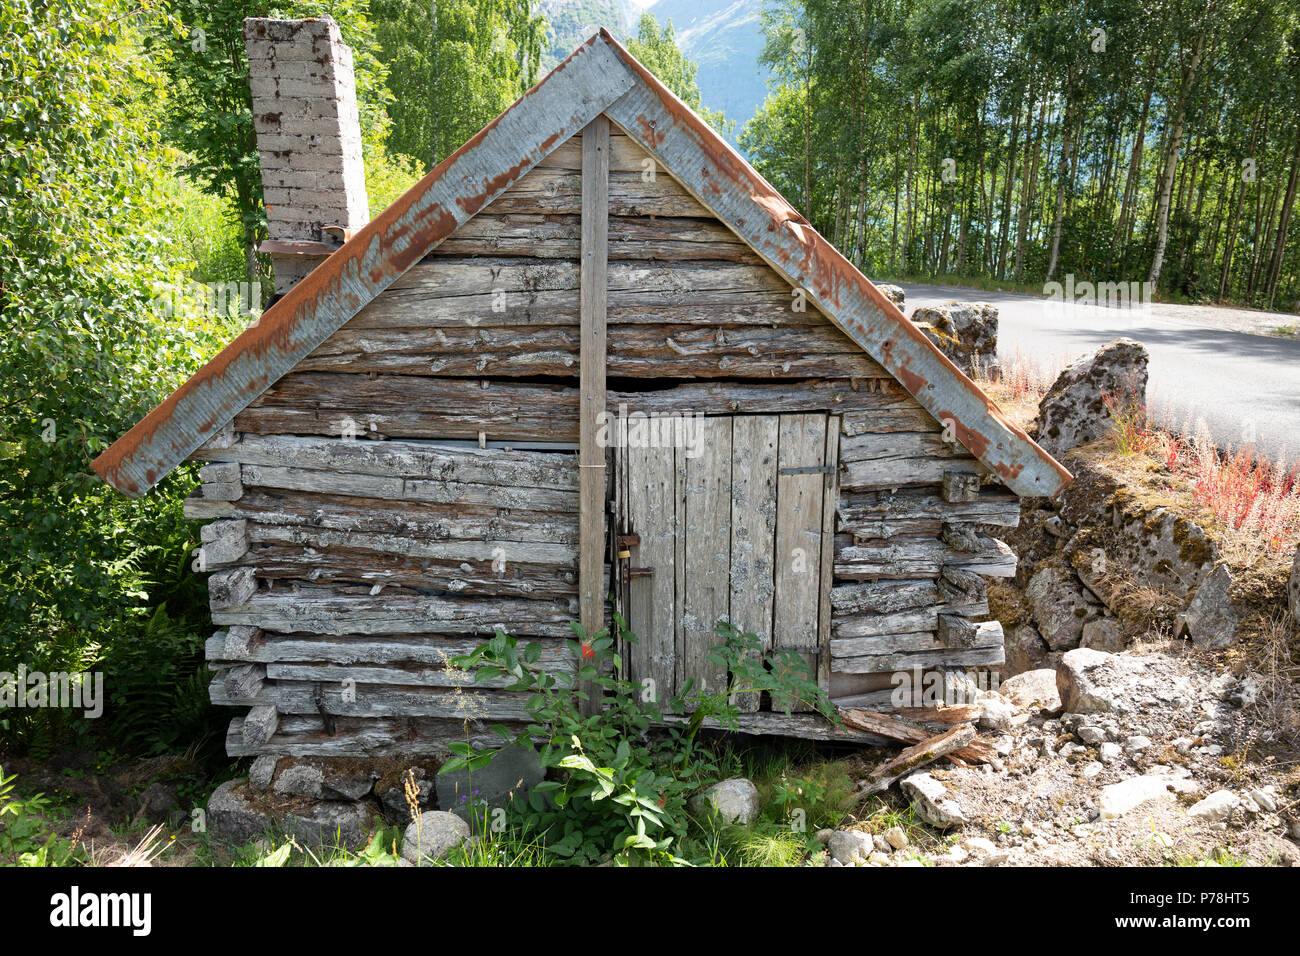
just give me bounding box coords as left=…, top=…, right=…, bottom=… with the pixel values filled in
left=245, top=16, right=370, bottom=295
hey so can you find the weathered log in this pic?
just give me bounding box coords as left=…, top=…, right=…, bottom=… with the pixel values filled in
left=855, top=723, right=977, bottom=795
left=187, top=489, right=578, bottom=544
left=198, top=519, right=249, bottom=567
left=204, top=631, right=570, bottom=667
left=239, top=374, right=579, bottom=442
left=832, top=595, right=990, bottom=641
left=210, top=590, right=577, bottom=637
left=208, top=567, right=257, bottom=609
left=241, top=704, right=279, bottom=749
left=223, top=664, right=265, bottom=701
left=195, top=435, right=577, bottom=490
left=245, top=524, right=576, bottom=566
left=244, top=543, right=579, bottom=600
left=837, top=487, right=1021, bottom=529
left=943, top=470, right=982, bottom=502
left=299, top=321, right=887, bottom=379
left=835, top=535, right=1017, bottom=579
left=238, top=464, right=579, bottom=512
left=831, top=644, right=1005, bottom=674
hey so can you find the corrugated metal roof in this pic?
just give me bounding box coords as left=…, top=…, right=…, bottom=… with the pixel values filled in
left=92, top=29, right=1070, bottom=499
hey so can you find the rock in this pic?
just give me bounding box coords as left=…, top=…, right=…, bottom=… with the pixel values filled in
left=435, top=744, right=544, bottom=824
left=690, top=778, right=760, bottom=825
left=1124, top=735, right=1152, bottom=754
left=814, top=828, right=833, bottom=845
left=828, top=829, right=873, bottom=864
left=1188, top=791, right=1239, bottom=822
left=911, top=301, right=999, bottom=376
left=900, top=772, right=968, bottom=829
left=1081, top=761, right=1104, bottom=779
left=248, top=755, right=277, bottom=790
left=1025, top=566, right=1103, bottom=650
left=1057, top=647, right=1182, bottom=715
left=1000, top=669, right=1063, bottom=713
left=867, top=851, right=891, bottom=866
left=978, top=695, right=1024, bottom=732
left=1098, top=775, right=1174, bottom=818
left=884, top=826, right=908, bottom=850
left=1077, top=725, right=1106, bottom=746
left=1290, top=546, right=1300, bottom=628
left=206, top=780, right=376, bottom=850
left=374, top=759, right=441, bottom=822
left=137, top=783, right=177, bottom=824
left=1081, top=619, right=1126, bottom=653
left=273, top=762, right=324, bottom=799
left=1031, top=337, right=1148, bottom=456
left=875, top=283, right=905, bottom=310
left=1249, top=788, right=1277, bottom=813
left=1005, top=624, right=1054, bottom=676
left=401, top=810, right=470, bottom=863
left=1176, top=564, right=1241, bottom=648
left=964, top=836, right=997, bottom=855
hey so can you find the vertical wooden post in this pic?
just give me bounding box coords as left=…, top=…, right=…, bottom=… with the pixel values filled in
left=578, top=115, right=610, bottom=715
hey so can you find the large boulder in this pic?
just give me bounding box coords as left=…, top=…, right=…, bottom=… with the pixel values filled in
left=1056, top=647, right=1195, bottom=716
left=912, top=301, right=998, bottom=376
left=435, top=743, right=544, bottom=825
left=1031, top=338, right=1148, bottom=456
left=401, top=810, right=470, bottom=864
left=1004, top=623, right=1055, bottom=676
left=1025, top=565, right=1103, bottom=650
left=690, top=778, right=760, bottom=825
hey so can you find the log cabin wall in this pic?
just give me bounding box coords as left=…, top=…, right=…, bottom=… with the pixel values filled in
left=188, top=121, right=1020, bottom=756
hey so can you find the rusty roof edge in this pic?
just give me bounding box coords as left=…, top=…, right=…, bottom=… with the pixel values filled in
left=596, top=31, right=1071, bottom=498
left=92, top=33, right=635, bottom=498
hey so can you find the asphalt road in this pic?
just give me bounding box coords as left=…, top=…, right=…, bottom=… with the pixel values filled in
left=898, top=283, right=1300, bottom=465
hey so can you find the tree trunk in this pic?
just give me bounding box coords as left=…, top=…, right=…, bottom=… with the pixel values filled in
left=1148, top=33, right=1206, bottom=286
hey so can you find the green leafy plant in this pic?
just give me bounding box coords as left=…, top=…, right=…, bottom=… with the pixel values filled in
left=0, top=767, right=84, bottom=866
left=443, top=616, right=833, bottom=865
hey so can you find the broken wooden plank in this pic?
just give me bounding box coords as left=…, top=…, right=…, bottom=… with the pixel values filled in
left=855, top=723, right=977, bottom=795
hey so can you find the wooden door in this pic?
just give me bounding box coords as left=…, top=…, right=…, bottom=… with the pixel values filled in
left=617, top=413, right=838, bottom=713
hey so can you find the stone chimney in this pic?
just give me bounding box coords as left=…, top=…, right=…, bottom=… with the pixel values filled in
left=244, top=16, right=370, bottom=295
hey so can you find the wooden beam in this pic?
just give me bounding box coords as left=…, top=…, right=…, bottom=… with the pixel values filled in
left=578, top=114, right=610, bottom=715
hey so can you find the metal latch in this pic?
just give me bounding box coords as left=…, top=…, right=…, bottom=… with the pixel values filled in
left=778, top=464, right=834, bottom=476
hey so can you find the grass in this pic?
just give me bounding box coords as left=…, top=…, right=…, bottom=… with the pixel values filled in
left=1105, top=399, right=1300, bottom=560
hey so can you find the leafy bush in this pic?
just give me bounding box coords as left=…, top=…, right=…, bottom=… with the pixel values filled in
left=443, top=616, right=833, bottom=866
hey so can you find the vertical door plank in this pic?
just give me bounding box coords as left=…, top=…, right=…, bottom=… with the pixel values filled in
left=578, top=115, right=610, bottom=714
left=680, top=417, right=732, bottom=702
left=816, top=417, right=840, bottom=696
left=624, top=443, right=679, bottom=706
left=773, top=412, right=828, bottom=712
left=728, top=415, right=778, bottom=712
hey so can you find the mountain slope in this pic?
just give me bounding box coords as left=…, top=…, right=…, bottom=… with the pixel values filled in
left=646, top=0, right=768, bottom=127
left=538, top=0, right=638, bottom=67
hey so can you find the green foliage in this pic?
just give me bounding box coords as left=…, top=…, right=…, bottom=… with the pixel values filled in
left=152, top=0, right=397, bottom=282
left=0, top=0, right=228, bottom=756
left=627, top=13, right=732, bottom=136
left=743, top=0, right=1300, bottom=309
left=0, top=767, right=85, bottom=866
left=371, top=0, right=547, bottom=169
left=442, top=616, right=832, bottom=866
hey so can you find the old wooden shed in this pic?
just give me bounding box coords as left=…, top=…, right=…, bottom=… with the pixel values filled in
left=92, top=19, right=1070, bottom=758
